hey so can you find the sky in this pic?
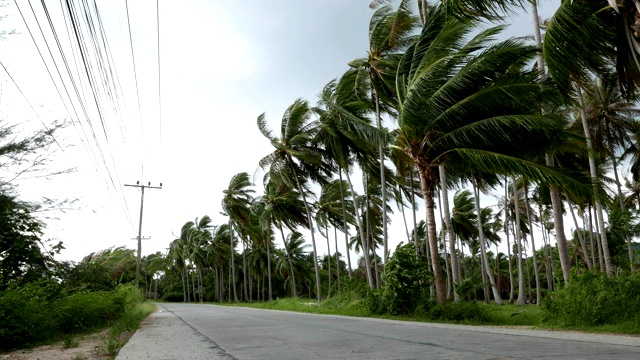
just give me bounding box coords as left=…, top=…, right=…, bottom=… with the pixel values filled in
left=0, top=0, right=559, bottom=263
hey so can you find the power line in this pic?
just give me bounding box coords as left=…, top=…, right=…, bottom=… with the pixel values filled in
left=124, top=0, right=144, bottom=146
left=156, top=0, right=162, bottom=150
left=0, top=59, right=63, bottom=151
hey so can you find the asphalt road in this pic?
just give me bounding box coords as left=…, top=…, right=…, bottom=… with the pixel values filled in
left=116, top=303, right=640, bottom=359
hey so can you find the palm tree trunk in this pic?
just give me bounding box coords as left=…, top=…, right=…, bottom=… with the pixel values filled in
left=593, top=205, right=606, bottom=271
left=437, top=191, right=452, bottom=299
left=415, top=164, right=446, bottom=304
left=287, top=156, right=323, bottom=301
left=577, top=85, right=613, bottom=275
left=410, top=168, right=419, bottom=255
left=181, top=267, right=187, bottom=302
left=610, top=152, right=634, bottom=270
left=530, top=1, right=572, bottom=285
left=524, top=183, right=541, bottom=306
left=278, top=224, right=297, bottom=297
left=192, top=270, right=197, bottom=302
left=512, top=181, right=526, bottom=306
left=343, top=168, right=375, bottom=289
left=326, top=226, right=332, bottom=297
left=472, top=179, right=503, bottom=305
left=568, top=200, right=592, bottom=269
left=504, top=180, right=515, bottom=304
left=267, top=236, right=273, bottom=301
left=185, top=267, right=191, bottom=302
left=243, top=240, right=248, bottom=301
left=338, top=172, right=353, bottom=279
left=399, top=185, right=412, bottom=244
left=586, top=209, right=598, bottom=270
left=334, top=226, right=340, bottom=290
left=229, top=221, right=238, bottom=303
left=439, top=165, right=460, bottom=302
left=373, top=90, right=389, bottom=267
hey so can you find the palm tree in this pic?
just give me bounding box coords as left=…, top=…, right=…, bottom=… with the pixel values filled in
left=222, top=172, right=255, bottom=302
left=350, top=0, right=420, bottom=263
left=316, top=180, right=351, bottom=296
left=276, top=231, right=311, bottom=297
left=393, top=5, right=587, bottom=303
left=258, top=100, right=330, bottom=301
left=313, top=70, right=386, bottom=289
left=252, top=172, right=308, bottom=297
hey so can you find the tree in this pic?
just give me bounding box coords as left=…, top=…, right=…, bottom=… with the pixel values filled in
left=0, top=194, right=50, bottom=289
left=258, top=100, right=330, bottom=301
left=350, top=0, right=420, bottom=263
left=222, top=173, right=255, bottom=302
left=252, top=173, right=308, bottom=297
left=394, top=5, right=588, bottom=303
left=314, top=69, right=386, bottom=289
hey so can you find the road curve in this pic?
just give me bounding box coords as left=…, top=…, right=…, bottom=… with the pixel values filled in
left=116, top=303, right=640, bottom=359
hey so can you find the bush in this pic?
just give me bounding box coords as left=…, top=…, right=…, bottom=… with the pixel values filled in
left=0, top=283, right=147, bottom=350
left=0, top=282, right=60, bottom=349
left=379, top=242, right=430, bottom=315
left=542, top=271, right=640, bottom=327
left=54, top=291, right=119, bottom=333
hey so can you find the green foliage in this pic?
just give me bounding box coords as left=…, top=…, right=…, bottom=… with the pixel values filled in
left=378, top=242, right=429, bottom=315
left=54, top=291, right=119, bottom=333
left=426, top=302, right=491, bottom=323
left=62, top=334, right=80, bottom=348
left=543, top=271, right=640, bottom=329
left=0, top=282, right=60, bottom=348
left=0, top=194, right=50, bottom=289
left=0, top=283, right=147, bottom=351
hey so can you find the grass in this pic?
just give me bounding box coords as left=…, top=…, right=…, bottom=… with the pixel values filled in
left=219, top=296, right=640, bottom=335
left=62, top=334, right=80, bottom=348
left=97, top=302, right=156, bottom=359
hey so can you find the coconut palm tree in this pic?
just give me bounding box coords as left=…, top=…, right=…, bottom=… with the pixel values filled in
left=258, top=100, right=331, bottom=301
left=222, top=172, right=255, bottom=302
left=276, top=231, right=311, bottom=297
left=316, top=180, right=351, bottom=296
left=252, top=172, right=308, bottom=297
left=349, top=0, right=420, bottom=263
left=313, top=70, right=387, bottom=289
left=393, top=5, right=588, bottom=303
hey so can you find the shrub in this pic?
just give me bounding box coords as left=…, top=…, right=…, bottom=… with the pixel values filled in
left=0, top=282, right=59, bottom=349
left=542, top=271, right=640, bottom=327
left=54, top=291, right=118, bottom=333
left=379, top=242, right=430, bottom=315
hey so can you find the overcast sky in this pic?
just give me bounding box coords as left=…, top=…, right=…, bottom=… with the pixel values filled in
left=0, top=0, right=558, bottom=263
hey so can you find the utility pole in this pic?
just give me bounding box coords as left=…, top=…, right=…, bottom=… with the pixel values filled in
left=125, top=181, right=162, bottom=287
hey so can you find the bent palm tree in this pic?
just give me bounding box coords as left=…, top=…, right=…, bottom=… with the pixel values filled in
left=258, top=100, right=330, bottom=301
left=222, top=172, right=255, bottom=303
left=394, top=5, right=590, bottom=303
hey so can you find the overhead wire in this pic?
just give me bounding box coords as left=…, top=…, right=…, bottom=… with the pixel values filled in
left=0, top=60, right=63, bottom=151
left=123, top=0, right=144, bottom=150
left=61, top=0, right=135, bottom=229
left=18, top=0, right=103, bottom=179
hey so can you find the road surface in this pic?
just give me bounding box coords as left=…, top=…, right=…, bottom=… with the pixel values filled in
left=116, top=303, right=640, bottom=359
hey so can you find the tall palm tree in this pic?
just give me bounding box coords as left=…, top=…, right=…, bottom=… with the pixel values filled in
left=394, top=5, right=589, bottom=303
left=314, top=70, right=386, bottom=289
left=350, top=0, right=420, bottom=263
left=258, top=100, right=330, bottom=301
left=252, top=173, right=308, bottom=297
left=222, top=172, right=255, bottom=302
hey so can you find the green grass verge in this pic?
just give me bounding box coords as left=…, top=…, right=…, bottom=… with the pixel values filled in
left=217, top=296, right=637, bottom=335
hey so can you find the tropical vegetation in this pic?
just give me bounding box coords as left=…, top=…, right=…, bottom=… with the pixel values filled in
left=6, top=0, right=640, bottom=351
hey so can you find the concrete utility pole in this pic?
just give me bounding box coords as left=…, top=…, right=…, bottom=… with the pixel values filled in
left=125, top=181, right=162, bottom=287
